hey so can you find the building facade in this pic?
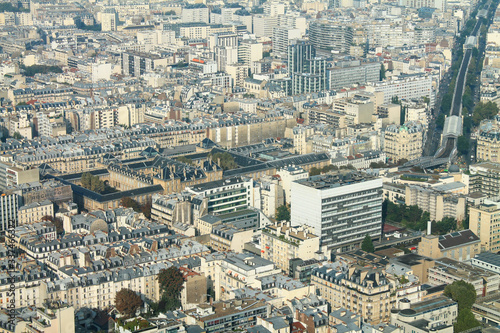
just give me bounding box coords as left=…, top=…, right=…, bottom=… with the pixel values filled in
left=291, top=173, right=383, bottom=253
left=384, top=122, right=424, bottom=163
left=261, top=221, right=320, bottom=273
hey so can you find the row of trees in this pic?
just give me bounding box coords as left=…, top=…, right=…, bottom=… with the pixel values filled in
left=0, top=3, right=29, bottom=12
left=20, top=64, right=63, bottom=77
left=383, top=200, right=457, bottom=234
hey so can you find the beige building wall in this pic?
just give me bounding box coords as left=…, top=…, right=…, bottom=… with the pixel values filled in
left=18, top=200, right=54, bottom=225
left=469, top=203, right=500, bottom=252
left=418, top=234, right=480, bottom=261
left=312, top=267, right=391, bottom=324
left=261, top=222, right=319, bottom=273
left=384, top=123, right=423, bottom=163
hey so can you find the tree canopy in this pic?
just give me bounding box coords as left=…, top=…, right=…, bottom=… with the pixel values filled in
left=383, top=200, right=457, bottom=233
left=472, top=101, right=499, bottom=126
left=210, top=152, right=237, bottom=171
left=115, top=288, right=143, bottom=318
left=361, top=234, right=375, bottom=253
left=154, top=267, right=185, bottom=312
left=444, top=280, right=481, bottom=332
left=457, top=136, right=469, bottom=156
left=276, top=205, right=291, bottom=221
left=81, top=172, right=117, bottom=194
left=20, top=64, right=63, bottom=77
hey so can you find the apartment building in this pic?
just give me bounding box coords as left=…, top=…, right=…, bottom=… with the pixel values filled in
left=184, top=298, right=269, bottom=333
left=390, top=297, right=456, bottom=333
left=418, top=229, right=480, bottom=261
left=0, top=161, right=39, bottom=191
left=309, top=21, right=353, bottom=55
left=272, top=26, right=301, bottom=58
left=0, top=192, right=20, bottom=232
left=210, top=225, right=253, bottom=253
left=238, top=39, right=263, bottom=66
left=291, top=172, right=383, bottom=253
left=328, top=60, right=381, bottom=90
left=308, top=107, right=346, bottom=127
left=469, top=200, right=500, bottom=252
left=470, top=162, right=500, bottom=197
left=377, top=104, right=401, bottom=126
left=18, top=200, right=53, bottom=225
left=332, top=96, right=374, bottom=125
left=181, top=4, right=209, bottom=24
left=100, top=9, right=117, bottom=31
left=214, top=253, right=281, bottom=301
left=428, top=258, right=500, bottom=297
left=477, top=129, right=500, bottom=163
left=405, top=185, right=466, bottom=222
left=9, top=87, right=74, bottom=105
left=384, top=122, right=424, bottom=163
left=261, top=221, right=320, bottom=273
left=276, top=166, right=309, bottom=203
left=43, top=265, right=164, bottom=310
left=472, top=252, right=500, bottom=274
left=367, top=74, right=434, bottom=107
left=185, top=177, right=254, bottom=215
left=312, top=262, right=391, bottom=324
left=121, top=51, right=170, bottom=77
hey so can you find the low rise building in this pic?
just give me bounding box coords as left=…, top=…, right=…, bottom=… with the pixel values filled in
left=427, top=258, right=500, bottom=297
left=418, top=229, right=480, bottom=261
left=469, top=200, right=500, bottom=252
left=472, top=252, right=500, bottom=274
left=261, top=221, right=319, bottom=273
left=390, top=296, right=457, bottom=333
left=184, top=298, right=269, bottom=333
left=470, top=162, right=500, bottom=197
left=210, top=225, right=253, bottom=253
left=18, top=200, right=54, bottom=225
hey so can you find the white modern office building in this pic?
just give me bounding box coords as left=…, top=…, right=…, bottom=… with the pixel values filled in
left=291, top=173, right=383, bottom=253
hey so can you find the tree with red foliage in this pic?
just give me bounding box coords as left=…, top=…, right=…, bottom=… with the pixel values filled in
left=115, top=288, right=143, bottom=318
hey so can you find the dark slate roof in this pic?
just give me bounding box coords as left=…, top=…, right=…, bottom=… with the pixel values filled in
left=438, top=229, right=480, bottom=250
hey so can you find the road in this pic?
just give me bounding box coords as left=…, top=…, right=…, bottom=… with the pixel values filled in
left=432, top=18, right=482, bottom=160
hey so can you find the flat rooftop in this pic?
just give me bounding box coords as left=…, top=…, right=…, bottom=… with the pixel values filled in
left=433, top=258, right=497, bottom=280
left=296, top=172, right=376, bottom=190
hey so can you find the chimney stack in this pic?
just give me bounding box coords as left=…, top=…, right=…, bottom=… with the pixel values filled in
left=427, top=221, right=432, bottom=235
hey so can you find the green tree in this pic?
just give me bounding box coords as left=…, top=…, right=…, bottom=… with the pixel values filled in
left=444, top=280, right=481, bottom=332
left=444, top=280, right=477, bottom=312
left=121, top=197, right=141, bottom=212
left=472, top=101, right=499, bottom=126
left=454, top=310, right=481, bottom=332
left=12, top=132, right=22, bottom=139
left=20, top=64, right=63, bottom=76
left=436, top=113, right=446, bottom=130
left=115, top=288, right=143, bottom=318
left=309, top=167, right=321, bottom=176
left=157, top=267, right=184, bottom=311
left=276, top=205, right=291, bottom=221
left=210, top=152, right=237, bottom=171
left=457, top=136, right=469, bottom=155
left=361, top=234, right=375, bottom=253
left=176, top=156, right=193, bottom=165
left=380, top=63, right=386, bottom=80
